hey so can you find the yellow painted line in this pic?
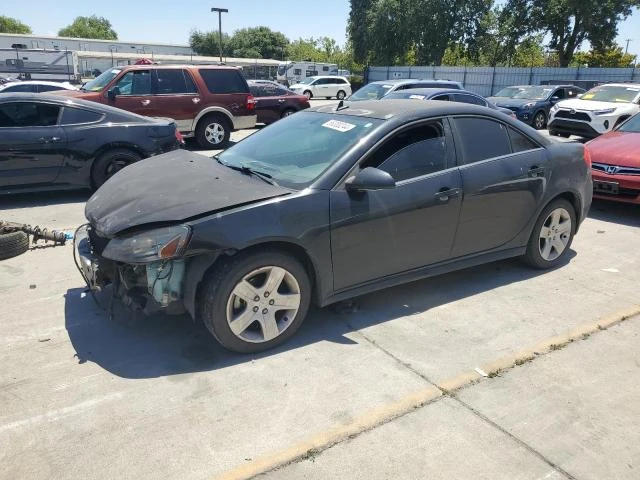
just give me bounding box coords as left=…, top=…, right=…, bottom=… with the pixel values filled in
left=213, top=386, right=442, bottom=480
left=213, top=305, right=640, bottom=480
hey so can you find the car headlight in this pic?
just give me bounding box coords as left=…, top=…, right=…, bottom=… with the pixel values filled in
left=523, top=102, right=535, bottom=109
left=550, top=104, right=560, bottom=114
left=593, top=108, right=616, bottom=115
left=102, top=225, right=191, bottom=263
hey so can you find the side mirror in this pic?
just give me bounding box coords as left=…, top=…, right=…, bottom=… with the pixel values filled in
left=346, top=167, right=396, bottom=192
left=107, top=86, right=120, bottom=100
left=550, top=96, right=560, bottom=103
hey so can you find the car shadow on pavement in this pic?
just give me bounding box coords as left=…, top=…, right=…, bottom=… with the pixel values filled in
left=64, top=251, right=576, bottom=379
left=0, top=190, right=90, bottom=210
left=588, top=199, right=639, bottom=228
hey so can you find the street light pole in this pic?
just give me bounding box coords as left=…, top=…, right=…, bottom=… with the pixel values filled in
left=624, top=38, right=633, bottom=55
left=211, top=7, right=228, bottom=63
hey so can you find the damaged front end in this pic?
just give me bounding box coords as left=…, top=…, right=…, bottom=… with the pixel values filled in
left=74, top=224, right=190, bottom=315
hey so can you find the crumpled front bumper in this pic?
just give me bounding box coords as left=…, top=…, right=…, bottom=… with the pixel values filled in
left=74, top=225, right=106, bottom=291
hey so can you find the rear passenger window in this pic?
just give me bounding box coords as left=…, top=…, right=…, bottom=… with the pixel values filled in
left=453, top=93, right=486, bottom=106
left=294, top=69, right=302, bottom=75
left=363, top=121, right=449, bottom=182
left=155, top=69, right=198, bottom=94
left=2, top=84, right=36, bottom=93
left=453, top=117, right=511, bottom=164
left=198, top=69, right=248, bottom=94
left=60, top=107, right=103, bottom=125
left=38, top=85, right=65, bottom=93
left=508, top=127, right=539, bottom=153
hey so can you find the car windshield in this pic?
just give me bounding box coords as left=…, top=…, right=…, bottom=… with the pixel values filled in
left=349, top=83, right=394, bottom=101
left=513, top=86, right=554, bottom=100
left=81, top=68, right=121, bottom=92
left=494, top=86, right=526, bottom=98
left=217, top=112, right=382, bottom=190
left=299, top=77, right=315, bottom=85
left=617, top=113, right=640, bottom=132
left=580, top=85, right=640, bottom=103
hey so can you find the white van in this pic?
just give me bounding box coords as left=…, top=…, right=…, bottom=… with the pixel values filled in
left=288, top=76, right=352, bottom=100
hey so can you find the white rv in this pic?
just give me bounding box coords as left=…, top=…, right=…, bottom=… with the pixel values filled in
left=276, top=61, right=338, bottom=86
left=0, top=48, right=78, bottom=82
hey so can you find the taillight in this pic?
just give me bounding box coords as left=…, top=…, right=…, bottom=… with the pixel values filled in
left=583, top=146, right=592, bottom=168
left=246, top=95, right=256, bottom=111
left=175, top=128, right=184, bottom=144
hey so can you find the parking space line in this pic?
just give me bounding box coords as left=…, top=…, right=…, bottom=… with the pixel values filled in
left=212, top=305, right=640, bottom=480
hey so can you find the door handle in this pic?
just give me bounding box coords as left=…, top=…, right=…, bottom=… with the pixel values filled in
left=38, top=137, right=61, bottom=144
left=434, top=188, right=460, bottom=203
left=50, top=137, right=62, bottom=143
left=528, top=166, right=545, bottom=178
left=278, top=99, right=286, bottom=103
left=141, top=99, right=151, bottom=106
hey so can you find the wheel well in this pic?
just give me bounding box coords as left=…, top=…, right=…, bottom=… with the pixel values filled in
left=90, top=144, right=145, bottom=188
left=614, top=115, right=630, bottom=127
left=196, top=112, right=232, bottom=131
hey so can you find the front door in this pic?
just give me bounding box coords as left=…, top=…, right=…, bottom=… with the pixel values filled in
left=145, top=68, right=201, bottom=132
left=330, top=119, right=462, bottom=291
left=450, top=116, right=548, bottom=257
left=0, top=101, right=66, bottom=188
left=106, top=69, right=153, bottom=117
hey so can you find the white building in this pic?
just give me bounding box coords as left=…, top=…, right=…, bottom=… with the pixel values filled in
left=0, top=33, right=193, bottom=56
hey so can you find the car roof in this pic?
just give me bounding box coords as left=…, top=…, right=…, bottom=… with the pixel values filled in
left=368, top=79, right=461, bottom=86
left=597, top=83, right=640, bottom=88
left=308, top=75, right=348, bottom=80
left=110, top=64, right=241, bottom=71
left=317, top=99, right=494, bottom=120
left=0, top=80, right=74, bottom=87
left=388, top=88, right=478, bottom=96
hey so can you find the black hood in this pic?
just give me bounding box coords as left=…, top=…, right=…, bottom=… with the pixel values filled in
left=491, top=98, right=540, bottom=108
left=85, top=150, right=291, bottom=237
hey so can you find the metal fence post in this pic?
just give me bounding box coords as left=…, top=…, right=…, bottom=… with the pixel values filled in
left=529, top=67, right=533, bottom=84
left=490, top=67, right=496, bottom=95
left=576, top=65, right=580, bottom=80
left=462, top=66, right=467, bottom=89
left=387, top=65, right=391, bottom=80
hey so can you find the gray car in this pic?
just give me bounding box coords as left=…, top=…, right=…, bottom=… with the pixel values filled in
left=348, top=79, right=463, bottom=101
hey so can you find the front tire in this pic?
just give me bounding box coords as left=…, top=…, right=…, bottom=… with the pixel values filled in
left=198, top=250, right=312, bottom=353
left=522, top=199, right=576, bottom=269
left=91, top=148, right=141, bottom=189
left=533, top=111, right=546, bottom=130
left=304, top=90, right=313, bottom=100
left=196, top=114, right=231, bottom=149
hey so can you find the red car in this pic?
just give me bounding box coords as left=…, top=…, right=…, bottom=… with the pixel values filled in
left=586, top=113, right=640, bottom=204
left=248, top=81, right=310, bottom=124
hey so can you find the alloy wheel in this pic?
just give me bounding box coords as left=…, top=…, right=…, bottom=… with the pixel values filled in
left=105, top=159, right=129, bottom=179
left=226, top=266, right=301, bottom=344
left=204, top=122, right=225, bottom=145
left=538, top=208, right=572, bottom=261
left=534, top=112, right=546, bottom=129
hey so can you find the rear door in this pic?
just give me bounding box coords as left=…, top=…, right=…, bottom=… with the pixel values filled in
left=450, top=116, right=548, bottom=257
left=145, top=68, right=200, bottom=132
left=107, top=69, right=153, bottom=116
left=330, top=119, right=462, bottom=290
left=0, top=101, right=66, bottom=187
left=250, top=84, right=280, bottom=124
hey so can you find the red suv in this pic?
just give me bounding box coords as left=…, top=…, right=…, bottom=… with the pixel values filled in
left=56, top=65, right=256, bottom=148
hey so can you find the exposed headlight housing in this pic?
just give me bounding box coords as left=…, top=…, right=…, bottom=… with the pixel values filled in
left=102, top=225, right=191, bottom=263
left=593, top=108, right=616, bottom=115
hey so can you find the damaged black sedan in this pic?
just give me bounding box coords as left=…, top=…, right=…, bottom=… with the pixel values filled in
left=75, top=100, right=592, bottom=353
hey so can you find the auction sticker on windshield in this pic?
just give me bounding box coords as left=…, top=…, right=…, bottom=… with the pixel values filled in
left=323, top=120, right=357, bottom=132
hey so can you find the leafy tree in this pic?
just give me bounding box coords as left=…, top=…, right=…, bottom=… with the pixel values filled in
left=348, top=0, right=373, bottom=63
left=0, top=15, right=32, bottom=34
left=190, top=30, right=231, bottom=57
left=58, top=16, right=117, bottom=40
left=366, top=0, right=415, bottom=65
left=287, top=38, right=325, bottom=62
left=511, top=0, right=640, bottom=66
left=572, top=45, right=637, bottom=67
left=228, top=27, right=288, bottom=59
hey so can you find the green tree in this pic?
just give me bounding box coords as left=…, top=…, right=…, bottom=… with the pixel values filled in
left=189, top=30, right=232, bottom=57
left=58, top=16, right=117, bottom=40
left=227, top=26, right=289, bottom=59
left=287, top=38, right=325, bottom=62
left=0, top=15, right=32, bottom=34
left=511, top=0, right=640, bottom=66
left=571, top=45, right=637, bottom=67
left=348, top=0, right=373, bottom=63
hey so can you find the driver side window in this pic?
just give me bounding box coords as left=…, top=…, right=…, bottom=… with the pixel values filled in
left=115, top=70, right=151, bottom=96
left=362, top=121, right=450, bottom=182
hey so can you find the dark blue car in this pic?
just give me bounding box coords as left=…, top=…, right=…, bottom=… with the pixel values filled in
left=488, top=85, right=585, bottom=130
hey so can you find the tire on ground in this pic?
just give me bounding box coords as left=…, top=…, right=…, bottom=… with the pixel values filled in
left=196, top=114, right=231, bottom=149
left=198, top=250, right=312, bottom=353
left=0, top=231, right=29, bottom=261
left=91, top=148, right=141, bottom=189
left=522, top=198, right=576, bottom=269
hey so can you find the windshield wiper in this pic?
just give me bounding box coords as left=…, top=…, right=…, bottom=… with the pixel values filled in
left=214, top=156, right=278, bottom=186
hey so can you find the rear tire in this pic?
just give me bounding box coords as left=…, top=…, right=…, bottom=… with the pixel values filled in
left=522, top=199, right=576, bottom=269
left=198, top=250, right=312, bottom=353
left=91, top=148, right=141, bottom=189
left=337, top=90, right=347, bottom=100
left=281, top=108, right=297, bottom=119
left=0, top=231, right=29, bottom=261
left=196, top=114, right=231, bottom=149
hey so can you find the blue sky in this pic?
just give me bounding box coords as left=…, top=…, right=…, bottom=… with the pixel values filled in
left=4, top=0, right=640, bottom=57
